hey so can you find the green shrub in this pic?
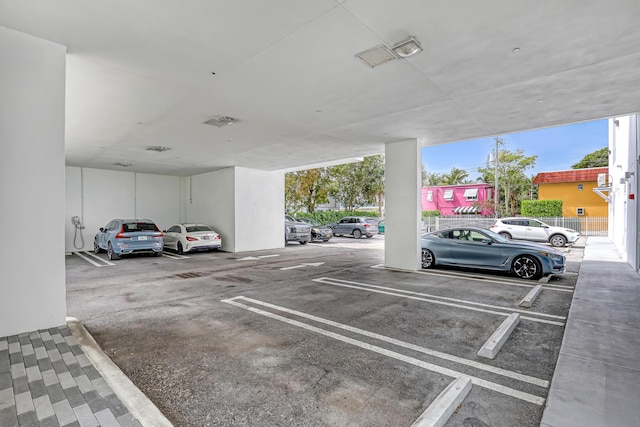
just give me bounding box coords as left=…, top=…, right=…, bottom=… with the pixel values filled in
left=292, top=210, right=381, bottom=225
left=521, top=200, right=563, bottom=217
left=422, top=210, right=441, bottom=218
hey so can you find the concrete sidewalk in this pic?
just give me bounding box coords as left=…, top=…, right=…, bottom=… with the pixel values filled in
left=542, top=237, right=640, bottom=427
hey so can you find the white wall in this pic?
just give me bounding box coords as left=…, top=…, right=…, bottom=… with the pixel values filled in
left=0, top=26, right=67, bottom=336
left=384, top=139, right=421, bottom=271
left=65, top=167, right=182, bottom=252
left=187, top=168, right=236, bottom=251
left=234, top=167, right=284, bottom=252
left=609, top=114, right=639, bottom=270
left=187, top=167, right=284, bottom=252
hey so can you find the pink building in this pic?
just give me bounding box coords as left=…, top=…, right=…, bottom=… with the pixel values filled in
left=422, top=183, right=494, bottom=216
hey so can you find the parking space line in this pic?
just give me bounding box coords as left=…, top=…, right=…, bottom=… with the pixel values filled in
left=411, top=377, right=472, bottom=427
left=230, top=296, right=549, bottom=388
left=162, top=252, right=190, bottom=260
left=370, top=264, right=574, bottom=293
left=313, top=277, right=566, bottom=326
left=73, top=251, right=114, bottom=267
left=222, top=296, right=546, bottom=405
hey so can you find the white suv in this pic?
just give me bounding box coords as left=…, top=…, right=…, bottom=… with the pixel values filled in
left=489, top=217, right=579, bottom=247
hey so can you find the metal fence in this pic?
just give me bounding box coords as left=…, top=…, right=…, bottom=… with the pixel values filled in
left=423, top=216, right=609, bottom=236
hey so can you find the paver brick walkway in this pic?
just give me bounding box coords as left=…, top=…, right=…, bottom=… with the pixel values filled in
left=0, top=326, right=141, bottom=427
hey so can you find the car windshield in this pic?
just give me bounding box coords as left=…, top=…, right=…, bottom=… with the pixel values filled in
left=303, top=219, right=320, bottom=226
left=186, top=225, right=213, bottom=232
left=124, top=222, right=159, bottom=232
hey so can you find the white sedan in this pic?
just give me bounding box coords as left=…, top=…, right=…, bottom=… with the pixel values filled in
left=163, top=223, right=222, bottom=254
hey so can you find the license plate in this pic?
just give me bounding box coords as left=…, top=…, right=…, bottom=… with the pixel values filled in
left=202, top=236, right=210, bottom=240
left=138, top=236, right=147, bottom=241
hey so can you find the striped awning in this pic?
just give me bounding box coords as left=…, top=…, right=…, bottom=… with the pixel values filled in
left=453, top=206, right=479, bottom=214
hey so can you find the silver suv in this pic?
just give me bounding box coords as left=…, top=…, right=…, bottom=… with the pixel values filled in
left=489, top=217, right=579, bottom=247
left=328, top=216, right=375, bottom=239
left=285, top=215, right=311, bottom=245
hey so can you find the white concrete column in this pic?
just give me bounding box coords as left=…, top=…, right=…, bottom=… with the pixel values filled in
left=187, top=167, right=284, bottom=252
left=0, top=26, right=67, bottom=336
left=384, top=139, right=422, bottom=271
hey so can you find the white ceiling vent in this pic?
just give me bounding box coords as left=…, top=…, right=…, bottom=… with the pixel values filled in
left=204, top=116, right=238, bottom=127
left=355, top=45, right=397, bottom=68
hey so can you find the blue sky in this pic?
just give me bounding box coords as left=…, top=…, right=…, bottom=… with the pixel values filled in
left=422, top=119, right=609, bottom=181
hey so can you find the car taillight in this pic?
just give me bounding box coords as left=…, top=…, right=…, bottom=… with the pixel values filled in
left=214, top=235, right=221, bottom=240
left=153, top=232, right=163, bottom=237
left=363, top=223, right=370, bottom=228
left=115, top=225, right=126, bottom=239
left=186, top=236, right=198, bottom=241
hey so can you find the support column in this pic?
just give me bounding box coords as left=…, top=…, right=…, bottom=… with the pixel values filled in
left=0, top=26, right=67, bottom=336
left=187, top=167, right=284, bottom=252
left=384, top=139, right=422, bottom=271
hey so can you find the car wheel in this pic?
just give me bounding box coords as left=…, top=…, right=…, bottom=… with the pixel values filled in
left=421, top=249, right=435, bottom=269
left=153, top=251, right=161, bottom=257
left=353, top=229, right=362, bottom=239
left=107, top=243, right=120, bottom=261
left=93, top=239, right=102, bottom=254
left=366, top=234, right=373, bottom=238
left=300, top=240, right=308, bottom=245
left=177, top=242, right=184, bottom=255
left=549, top=234, right=567, bottom=247
left=512, top=255, right=542, bottom=280
left=499, top=232, right=512, bottom=239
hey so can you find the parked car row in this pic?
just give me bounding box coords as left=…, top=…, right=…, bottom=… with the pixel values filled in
left=94, top=219, right=222, bottom=260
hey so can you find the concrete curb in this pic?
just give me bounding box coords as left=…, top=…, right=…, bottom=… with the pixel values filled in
left=519, top=285, right=542, bottom=308
left=477, top=313, right=520, bottom=359
left=411, top=377, right=472, bottom=427
left=66, top=317, right=174, bottom=427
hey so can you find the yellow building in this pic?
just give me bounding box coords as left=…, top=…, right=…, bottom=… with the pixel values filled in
left=533, top=167, right=608, bottom=217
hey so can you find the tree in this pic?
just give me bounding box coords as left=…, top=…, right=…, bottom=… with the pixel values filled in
left=441, top=167, right=470, bottom=185
left=327, top=155, right=385, bottom=212
left=478, top=146, right=537, bottom=216
left=424, top=171, right=443, bottom=186
left=572, top=147, right=608, bottom=169
left=284, top=168, right=330, bottom=213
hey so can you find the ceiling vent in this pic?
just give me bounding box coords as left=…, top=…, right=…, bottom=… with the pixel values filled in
left=355, top=45, right=397, bottom=68
left=204, top=116, right=238, bottom=127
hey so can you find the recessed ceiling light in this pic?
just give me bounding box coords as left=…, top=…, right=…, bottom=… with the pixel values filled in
left=391, top=36, right=423, bottom=58
left=145, top=146, right=171, bottom=152
left=204, top=116, right=238, bottom=127
left=355, top=45, right=397, bottom=68
left=114, top=162, right=132, bottom=167
left=512, top=47, right=521, bottom=53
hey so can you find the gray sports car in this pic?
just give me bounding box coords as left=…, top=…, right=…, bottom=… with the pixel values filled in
left=421, top=227, right=565, bottom=279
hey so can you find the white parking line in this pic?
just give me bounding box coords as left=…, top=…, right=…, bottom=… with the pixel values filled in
left=162, top=252, right=190, bottom=260
left=231, top=296, right=549, bottom=388
left=313, top=277, right=566, bottom=326
left=370, top=264, right=574, bottom=293
left=222, top=296, right=546, bottom=405
left=73, top=252, right=114, bottom=267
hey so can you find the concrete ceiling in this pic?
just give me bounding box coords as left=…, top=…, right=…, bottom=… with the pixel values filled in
left=1, top=0, right=639, bottom=176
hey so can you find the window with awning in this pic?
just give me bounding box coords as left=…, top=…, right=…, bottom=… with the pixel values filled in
left=443, top=189, right=454, bottom=200
left=426, top=191, right=433, bottom=201
left=463, top=188, right=478, bottom=200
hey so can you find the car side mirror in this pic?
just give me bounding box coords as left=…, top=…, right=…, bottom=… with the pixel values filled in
left=481, top=239, right=492, bottom=245
left=99, top=227, right=105, bottom=232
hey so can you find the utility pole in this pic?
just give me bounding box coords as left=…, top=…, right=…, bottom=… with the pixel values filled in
left=494, top=137, right=500, bottom=218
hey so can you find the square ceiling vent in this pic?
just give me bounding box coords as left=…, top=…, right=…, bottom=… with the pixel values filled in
left=204, top=116, right=238, bottom=127
left=355, top=45, right=397, bottom=68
